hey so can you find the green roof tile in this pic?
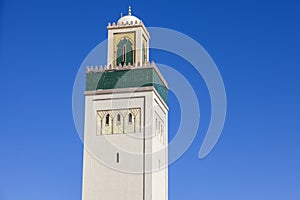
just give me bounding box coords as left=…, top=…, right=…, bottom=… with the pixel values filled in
left=86, top=67, right=168, bottom=104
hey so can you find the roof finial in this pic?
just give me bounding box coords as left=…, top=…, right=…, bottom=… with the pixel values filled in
left=128, top=6, right=132, bottom=16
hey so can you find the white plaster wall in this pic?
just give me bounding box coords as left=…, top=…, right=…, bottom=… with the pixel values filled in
left=151, top=91, right=168, bottom=200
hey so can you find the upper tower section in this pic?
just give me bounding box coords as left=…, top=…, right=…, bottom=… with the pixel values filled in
left=85, top=7, right=168, bottom=104
left=107, top=6, right=150, bottom=67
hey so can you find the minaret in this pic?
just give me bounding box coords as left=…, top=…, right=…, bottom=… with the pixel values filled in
left=82, top=7, right=168, bottom=200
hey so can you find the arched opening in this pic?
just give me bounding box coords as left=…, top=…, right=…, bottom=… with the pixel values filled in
left=122, top=45, right=126, bottom=64
left=105, top=114, right=110, bottom=126
left=128, top=113, right=133, bottom=124
left=142, top=41, right=146, bottom=64
left=117, top=114, right=121, bottom=125
left=116, top=38, right=133, bottom=66
left=116, top=153, right=119, bottom=163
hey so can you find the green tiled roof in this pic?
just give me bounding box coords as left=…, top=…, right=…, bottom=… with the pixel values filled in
left=86, top=67, right=168, bottom=104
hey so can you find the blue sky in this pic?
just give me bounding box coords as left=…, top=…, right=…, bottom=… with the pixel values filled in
left=0, top=0, right=300, bottom=199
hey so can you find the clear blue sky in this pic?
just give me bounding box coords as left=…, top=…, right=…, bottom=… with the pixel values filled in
left=0, top=0, right=300, bottom=199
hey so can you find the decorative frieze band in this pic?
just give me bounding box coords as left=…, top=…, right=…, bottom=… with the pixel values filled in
left=97, top=108, right=141, bottom=135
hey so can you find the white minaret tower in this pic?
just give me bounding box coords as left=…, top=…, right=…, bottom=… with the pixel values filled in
left=82, top=7, right=169, bottom=200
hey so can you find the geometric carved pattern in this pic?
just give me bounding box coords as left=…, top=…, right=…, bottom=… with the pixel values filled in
left=113, top=32, right=135, bottom=66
